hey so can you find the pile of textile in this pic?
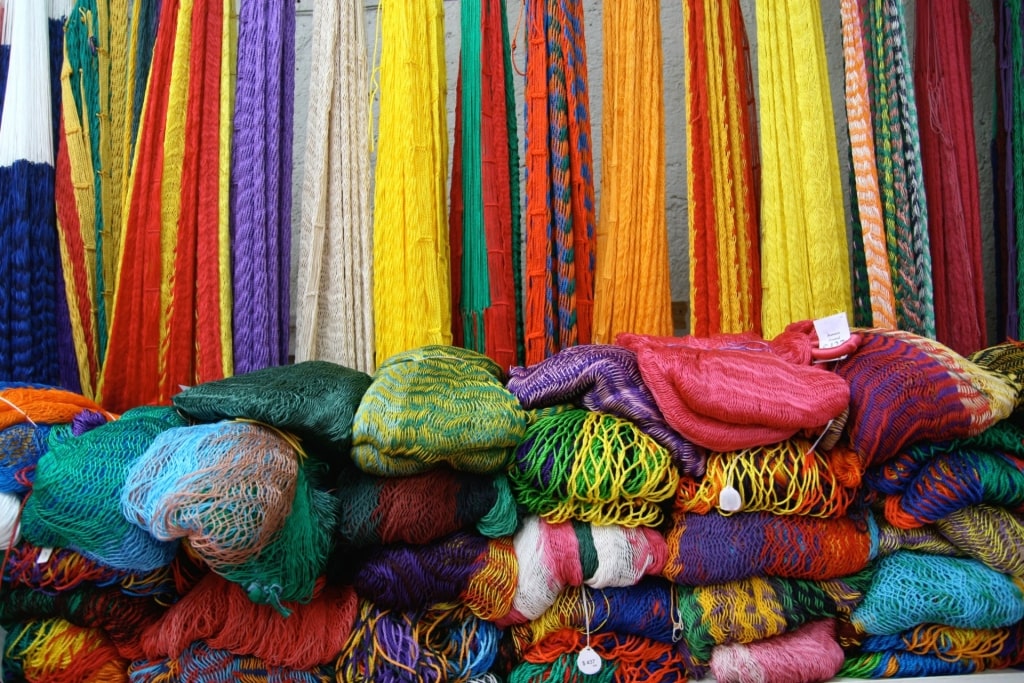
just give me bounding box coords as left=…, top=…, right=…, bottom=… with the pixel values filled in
left=1, top=326, right=1023, bottom=682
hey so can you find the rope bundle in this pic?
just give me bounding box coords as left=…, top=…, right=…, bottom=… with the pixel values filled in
left=20, top=407, right=182, bottom=572
left=351, top=346, right=527, bottom=476
left=506, top=344, right=702, bottom=474
left=663, top=511, right=876, bottom=584
left=294, top=0, right=374, bottom=373
left=140, top=573, right=358, bottom=670
left=914, top=0, right=987, bottom=356
left=509, top=409, right=678, bottom=527
left=351, top=532, right=516, bottom=622
left=675, top=438, right=863, bottom=518
left=851, top=552, right=1024, bottom=635
left=835, top=330, right=1020, bottom=466
left=336, top=601, right=501, bottom=683
left=504, top=515, right=666, bottom=624
left=121, top=421, right=301, bottom=569
left=710, top=619, right=845, bottom=683
left=335, top=467, right=518, bottom=547
left=128, top=640, right=332, bottom=683
left=172, top=360, right=373, bottom=461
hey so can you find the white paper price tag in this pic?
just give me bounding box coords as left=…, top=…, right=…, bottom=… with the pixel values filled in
left=719, top=485, right=743, bottom=512
left=812, top=312, right=851, bottom=349
left=37, top=547, right=53, bottom=564
left=577, top=646, right=602, bottom=675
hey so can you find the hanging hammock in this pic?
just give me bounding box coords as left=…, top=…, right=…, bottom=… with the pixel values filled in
left=0, top=0, right=59, bottom=385
left=756, top=0, right=852, bottom=339
left=994, top=0, right=1024, bottom=338
left=294, top=0, right=374, bottom=373
left=841, top=0, right=896, bottom=330
left=915, top=0, right=987, bottom=355
left=592, top=0, right=672, bottom=343
left=449, top=0, right=521, bottom=368
left=862, top=0, right=936, bottom=339
left=372, top=0, right=452, bottom=365
left=99, top=0, right=234, bottom=412
left=683, top=0, right=761, bottom=337
left=522, top=0, right=596, bottom=363
left=230, top=0, right=294, bottom=374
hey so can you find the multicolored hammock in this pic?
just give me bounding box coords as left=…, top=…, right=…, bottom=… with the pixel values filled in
left=860, top=0, right=936, bottom=338
left=522, top=0, right=596, bottom=363
left=683, top=0, right=761, bottom=337
left=449, top=0, right=521, bottom=369
left=755, top=0, right=852, bottom=338
left=841, top=0, right=896, bottom=329
left=96, top=0, right=236, bottom=412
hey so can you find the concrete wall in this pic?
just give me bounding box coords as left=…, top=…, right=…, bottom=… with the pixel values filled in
left=291, top=0, right=998, bottom=339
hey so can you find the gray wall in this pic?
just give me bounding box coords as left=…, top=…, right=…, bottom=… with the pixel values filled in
left=291, top=0, right=998, bottom=339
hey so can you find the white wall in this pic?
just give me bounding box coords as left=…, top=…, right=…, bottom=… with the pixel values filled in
left=291, top=0, right=998, bottom=339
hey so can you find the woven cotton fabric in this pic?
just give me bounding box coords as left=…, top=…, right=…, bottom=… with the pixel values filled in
left=506, top=344, right=702, bottom=474
left=509, top=409, right=678, bottom=527
left=172, top=360, right=372, bottom=460
left=351, top=346, right=527, bottom=476
left=663, top=511, right=876, bottom=584
left=835, top=330, right=1020, bottom=466
left=20, top=407, right=182, bottom=572
left=851, top=552, right=1024, bottom=635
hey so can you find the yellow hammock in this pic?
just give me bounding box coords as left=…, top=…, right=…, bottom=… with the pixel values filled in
left=372, top=0, right=451, bottom=364
left=592, top=0, right=673, bottom=343
left=756, top=0, right=852, bottom=337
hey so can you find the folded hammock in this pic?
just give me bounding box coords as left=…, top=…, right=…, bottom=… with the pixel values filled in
left=20, top=406, right=184, bottom=572
left=509, top=408, right=678, bottom=527
left=171, top=360, right=373, bottom=462
left=834, top=330, right=1019, bottom=466
left=140, top=573, right=357, bottom=670
left=4, top=618, right=128, bottom=683
left=851, top=551, right=1024, bottom=635
left=506, top=344, right=702, bottom=474
left=710, top=619, right=845, bottom=683
left=351, top=345, right=527, bottom=476
left=128, top=640, right=333, bottom=683
left=334, top=466, right=517, bottom=546
left=336, top=601, right=501, bottom=683
left=663, top=511, right=877, bottom=584
left=503, top=515, right=666, bottom=625
left=351, top=531, right=516, bottom=621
